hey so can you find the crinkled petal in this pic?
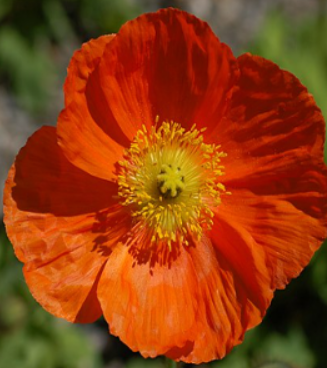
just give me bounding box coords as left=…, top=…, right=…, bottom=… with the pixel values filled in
left=215, top=53, right=325, bottom=162
left=3, top=126, right=129, bottom=322
left=216, top=187, right=327, bottom=290
left=97, top=232, right=272, bottom=363
left=97, top=242, right=198, bottom=359
left=64, top=35, right=115, bottom=106
left=166, top=234, right=271, bottom=363
left=58, top=35, right=125, bottom=181
left=86, top=8, right=238, bottom=142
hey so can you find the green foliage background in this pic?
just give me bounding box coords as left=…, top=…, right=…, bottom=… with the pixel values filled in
left=0, top=1, right=326, bottom=368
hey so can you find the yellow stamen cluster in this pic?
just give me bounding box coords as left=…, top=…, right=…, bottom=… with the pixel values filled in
left=118, top=120, right=228, bottom=250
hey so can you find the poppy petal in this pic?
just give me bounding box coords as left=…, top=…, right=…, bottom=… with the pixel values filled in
left=21, top=201, right=130, bottom=324
left=97, top=236, right=269, bottom=363
left=23, top=243, right=105, bottom=323
left=57, top=101, right=124, bottom=181
left=85, top=8, right=238, bottom=142
left=97, top=243, right=198, bottom=358
left=166, top=234, right=271, bottom=363
left=216, top=187, right=327, bottom=291
left=64, top=35, right=115, bottom=106
left=214, top=53, right=325, bottom=161
left=58, top=35, right=125, bottom=181
left=3, top=126, right=128, bottom=322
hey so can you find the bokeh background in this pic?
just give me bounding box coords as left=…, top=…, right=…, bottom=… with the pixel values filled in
left=0, top=0, right=327, bottom=367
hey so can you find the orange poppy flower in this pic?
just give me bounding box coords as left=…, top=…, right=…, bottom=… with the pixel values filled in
left=3, top=8, right=327, bottom=364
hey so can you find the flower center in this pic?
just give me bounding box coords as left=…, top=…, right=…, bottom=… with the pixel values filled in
left=118, top=120, right=228, bottom=250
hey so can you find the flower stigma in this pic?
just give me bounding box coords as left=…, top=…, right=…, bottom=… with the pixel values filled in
left=118, top=120, right=228, bottom=250
left=157, top=163, right=185, bottom=198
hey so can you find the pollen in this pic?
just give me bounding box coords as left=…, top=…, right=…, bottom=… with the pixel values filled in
left=118, top=120, right=228, bottom=250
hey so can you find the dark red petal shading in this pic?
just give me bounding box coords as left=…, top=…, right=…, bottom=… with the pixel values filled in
left=86, top=8, right=238, bottom=142
left=3, top=126, right=128, bottom=323
left=214, top=53, right=325, bottom=159
left=58, top=35, right=125, bottom=181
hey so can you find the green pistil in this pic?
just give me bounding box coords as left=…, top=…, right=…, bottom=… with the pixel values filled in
left=157, top=163, right=185, bottom=198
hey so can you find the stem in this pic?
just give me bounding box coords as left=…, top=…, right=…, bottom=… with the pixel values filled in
left=165, top=357, right=180, bottom=368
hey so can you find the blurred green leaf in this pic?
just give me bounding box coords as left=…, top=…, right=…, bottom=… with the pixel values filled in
left=79, top=0, right=141, bottom=35
left=0, top=0, right=13, bottom=21
left=42, top=0, right=76, bottom=44
left=0, top=25, right=55, bottom=113
left=256, top=328, right=315, bottom=368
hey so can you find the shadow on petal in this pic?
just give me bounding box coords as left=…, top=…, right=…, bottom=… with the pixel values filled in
left=11, top=126, right=118, bottom=217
